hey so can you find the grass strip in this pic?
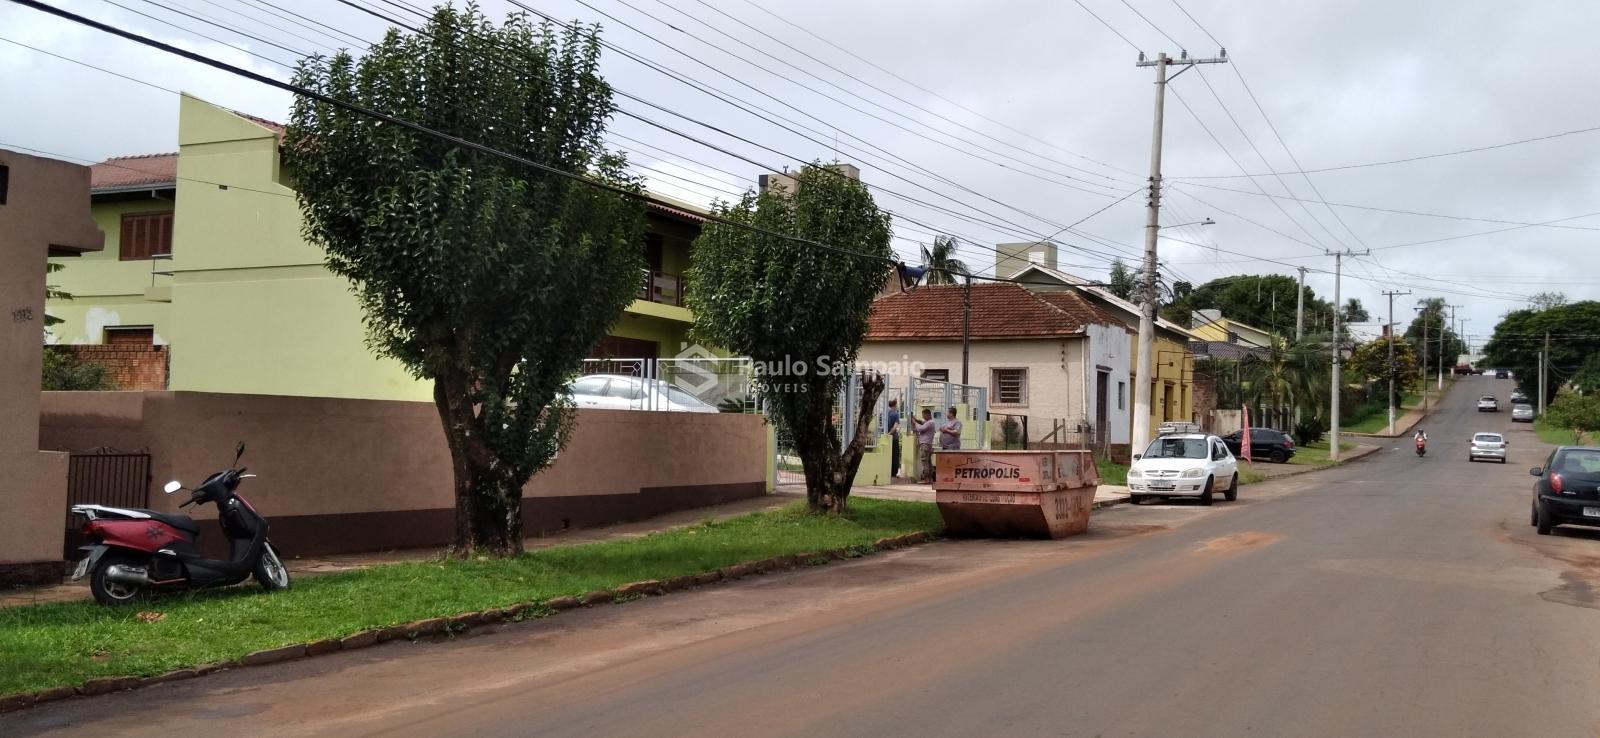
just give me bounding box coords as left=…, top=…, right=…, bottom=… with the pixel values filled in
left=0, top=498, right=940, bottom=697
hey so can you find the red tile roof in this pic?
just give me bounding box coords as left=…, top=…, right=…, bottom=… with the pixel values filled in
left=230, top=109, right=286, bottom=135
left=866, top=282, right=1127, bottom=340
left=90, top=153, right=177, bottom=192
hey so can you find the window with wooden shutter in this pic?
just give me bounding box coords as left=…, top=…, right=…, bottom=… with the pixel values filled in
left=992, top=368, right=1027, bottom=405
left=120, top=211, right=174, bottom=260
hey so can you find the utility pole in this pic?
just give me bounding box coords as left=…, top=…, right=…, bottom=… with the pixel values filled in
left=1416, top=306, right=1429, bottom=412
left=1382, top=290, right=1411, bottom=435
left=1293, top=266, right=1307, bottom=428
left=1130, top=49, right=1228, bottom=453
left=1539, top=331, right=1549, bottom=415
left=1327, top=249, right=1368, bottom=462
left=961, top=274, right=971, bottom=386
left=1446, top=304, right=1461, bottom=384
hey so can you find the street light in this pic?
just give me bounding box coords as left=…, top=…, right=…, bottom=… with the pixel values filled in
left=1158, top=217, right=1215, bottom=230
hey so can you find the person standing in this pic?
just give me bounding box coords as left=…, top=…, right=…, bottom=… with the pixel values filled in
left=939, top=406, right=964, bottom=451
left=885, top=398, right=902, bottom=479
left=913, top=408, right=937, bottom=483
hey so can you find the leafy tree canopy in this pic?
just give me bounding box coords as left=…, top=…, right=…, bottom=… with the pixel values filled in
left=686, top=163, right=893, bottom=513
left=283, top=6, right=645, bottom=555
left=1482, top=301, right=1600, bottom=404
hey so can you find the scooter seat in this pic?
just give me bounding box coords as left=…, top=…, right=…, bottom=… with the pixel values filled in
left=146, top=511, right=200, bottom=535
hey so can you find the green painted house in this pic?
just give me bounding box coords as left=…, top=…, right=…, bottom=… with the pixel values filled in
left=48, top=94, right=707, bottom=401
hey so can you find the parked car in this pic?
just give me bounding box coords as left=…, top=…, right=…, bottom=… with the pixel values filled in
left=1510, top=390, right=1529, bottom=404
left=1512, top=404, right=1535, bottom=423
left=1495, top=369, right=1509, bottom=379
left=1221, top=427, right=1297, bottom=463
left=1477, top=395, right=1499, bottom=412
left=1468, top=432, right=1508, bottom=463
left=567, top=374, right=719, bottom=413
left=1127, top=433, right=1239, bottom=506
left=1530, top=446, right=1600, bottom=534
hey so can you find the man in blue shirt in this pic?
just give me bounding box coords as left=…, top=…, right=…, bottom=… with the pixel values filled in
left=939, top=406, right=963, bottom=450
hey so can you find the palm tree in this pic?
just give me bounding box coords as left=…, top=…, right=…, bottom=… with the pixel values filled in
left=922, top=235, right=969, bottom=285
left=1242, top=337, right=1330, bottom=428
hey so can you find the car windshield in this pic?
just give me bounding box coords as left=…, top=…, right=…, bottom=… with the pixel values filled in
left=1473, top=434, right=1502, bottom=443
left=1143, top=437, right=1209, bottom=459
left=661, top=385, right=704, bottom=407
left=1480, top=396, right=1495, bottom=401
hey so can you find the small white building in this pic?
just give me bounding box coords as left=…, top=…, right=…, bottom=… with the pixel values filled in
left=861, top=282, right=1133, bottom=449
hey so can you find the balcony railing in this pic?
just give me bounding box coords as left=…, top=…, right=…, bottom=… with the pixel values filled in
left=639, top=269, right=684, bottom=307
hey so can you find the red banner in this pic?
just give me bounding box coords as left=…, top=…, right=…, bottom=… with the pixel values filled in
left=1241, top=405, right=1252, bottom=464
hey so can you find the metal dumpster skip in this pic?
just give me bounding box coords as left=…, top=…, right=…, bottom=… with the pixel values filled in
left=932, top=450, right=1100, bottom=539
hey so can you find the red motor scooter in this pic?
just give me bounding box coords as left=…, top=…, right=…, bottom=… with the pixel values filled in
left=70, top=442, right=290, bottom=605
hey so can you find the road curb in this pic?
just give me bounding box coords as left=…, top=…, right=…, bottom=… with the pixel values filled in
left=0, top=529, right=942, bottom=715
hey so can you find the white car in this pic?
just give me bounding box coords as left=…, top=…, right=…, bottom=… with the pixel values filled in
left=1126, top=433, right=1240, bottom=506
left=1477, top=396, right=1499, bottom=412
left=1468, top=432, right=1508, bottom=463
left=568, top=374, right=719, bottom=413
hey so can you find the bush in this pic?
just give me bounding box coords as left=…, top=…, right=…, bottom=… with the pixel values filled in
left=1545, top=392, right=1600, bottom=437
left=41, top=347, right=116, bottom=391
left=1293, top=418, right=1325, bottom=446
left=1000, top=417, right=1023, bottom=448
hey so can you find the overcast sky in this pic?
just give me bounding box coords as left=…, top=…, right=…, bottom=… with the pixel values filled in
left=5, top=0, right=1597, bottom=347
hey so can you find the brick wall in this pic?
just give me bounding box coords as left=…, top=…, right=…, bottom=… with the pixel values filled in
left=1192, top=373, right=1217, bottom=432
left=50, top=345, right=168, bottom=390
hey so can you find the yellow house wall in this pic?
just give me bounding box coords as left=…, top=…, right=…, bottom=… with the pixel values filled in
left=47, top=199, right=174, bottom=344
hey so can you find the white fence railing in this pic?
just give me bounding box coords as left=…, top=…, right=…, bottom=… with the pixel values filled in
left=578, top=357, right=757, bottom=413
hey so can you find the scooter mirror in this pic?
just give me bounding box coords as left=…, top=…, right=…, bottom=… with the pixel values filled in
left=163, top=480, right=183, bottom=494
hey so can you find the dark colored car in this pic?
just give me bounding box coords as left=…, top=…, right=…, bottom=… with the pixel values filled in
left=1221, top=427, right=1296, bottom=463
left=1530, top=446, right=1600, bottom=534
left=1495, top=369, right=1509, bottom=379
left=1510, top=390, right=1529, bottom=404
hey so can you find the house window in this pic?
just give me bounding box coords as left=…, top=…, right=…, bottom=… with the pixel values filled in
left=1117, top=381, right=1126, bottom=410
left=105, top=326, right=154, bottom=345
left=120, top=211, right=174, bottom=260
left=992, top=368, right=1027, bottom=405
left=921, top=369, right=949, bottom=382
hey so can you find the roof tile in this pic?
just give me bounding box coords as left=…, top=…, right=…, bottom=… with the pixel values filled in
left=867, top=282, right=1127, bottom=340
left=90, top=153, right=177, bottom=192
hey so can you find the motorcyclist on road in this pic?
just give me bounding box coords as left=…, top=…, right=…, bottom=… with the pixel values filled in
left=1414, top=429, right=1428, bottom=451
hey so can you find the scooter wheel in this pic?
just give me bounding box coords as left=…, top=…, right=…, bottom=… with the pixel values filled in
left=253, top=543, right=291, bottom=592
left=89, top=553, right=146, bottom=606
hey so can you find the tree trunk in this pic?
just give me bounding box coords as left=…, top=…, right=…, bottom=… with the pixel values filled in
left=433, top=376, right=524, bottom=556
left=794, top=373, right=887, bottom=515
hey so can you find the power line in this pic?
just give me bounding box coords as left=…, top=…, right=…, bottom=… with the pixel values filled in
left=1072, top=0, right=1143, bottom=52
left=1169, top=178, right=1600, bottom=231
left=736, top=0, right=1144, bottom=179
left=1115, top=0, right=1185, bottom=48
left=1171, top=123, right=1600, bottom=179
left=672, top=0, right=1137, bottom=187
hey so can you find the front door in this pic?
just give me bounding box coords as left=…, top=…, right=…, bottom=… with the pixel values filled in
left=1095, top=370, right=1110, bottom=450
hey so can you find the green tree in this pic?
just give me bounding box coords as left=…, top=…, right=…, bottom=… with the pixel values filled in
left=1183, top=274, right=1331, bottom=336
left=1241, top=337, right=1330, bottom=424
left=1529, top=291, right=1568, bottom=311
left=1482, top=301, right=1600, bottom=405
left=921, top=234, right=968, bottom=285
left=283, top=7, right=645, bottom=555
left=686, top=163, right=893, bottom=513
left=1544, top=391, right=1600, bottom=439
left=1404, top=297, right=1465, bottom=373
left=1107, top=258, right=1137, bottom=301
left=42, top=348, right=116, bottom=391
left=1347, top=336, right=1419, bottom=395
left=44, top=262, right=69, bottom=329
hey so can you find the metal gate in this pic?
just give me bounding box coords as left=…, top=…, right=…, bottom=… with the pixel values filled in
left=63, top=448, right=150, bottom=558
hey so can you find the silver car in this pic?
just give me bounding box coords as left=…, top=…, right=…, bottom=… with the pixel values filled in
left=1477, top=396, right=1499, bottom=412
left=1512, top=404, right=1535, bottom=423
left=1469, top=432, right=1507, bottom=463
left=568, top=374, right=720, bottom=413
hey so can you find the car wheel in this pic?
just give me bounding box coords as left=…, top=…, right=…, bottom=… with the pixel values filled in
left=1128, top=494, right=1143, bottom=506
left=1530, top=500, right=1538, bottom=527
left=1223, top=474, right=1238, bottom=502
left=1199, top=478, right=1214, bottom=506
left=1467, top=456, right=1474, bottom=463
left=1269, top=449, right=1288, bottom=464
left=1536, top=500, right=1554, bottom=535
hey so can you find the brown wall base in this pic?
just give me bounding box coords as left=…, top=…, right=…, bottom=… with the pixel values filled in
left=0, top=561, right=64, bottom=588
left=187, top=482, right=768, bottom=558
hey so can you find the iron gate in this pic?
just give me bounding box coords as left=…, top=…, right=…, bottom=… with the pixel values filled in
left=62, top=448, right=150, bottom=558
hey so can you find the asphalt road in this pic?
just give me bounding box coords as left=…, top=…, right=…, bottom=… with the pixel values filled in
left=7, top=375, right=1599, bottom=737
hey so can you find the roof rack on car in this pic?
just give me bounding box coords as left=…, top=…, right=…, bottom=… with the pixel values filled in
left=1156, top=421, right=1203, bottom=436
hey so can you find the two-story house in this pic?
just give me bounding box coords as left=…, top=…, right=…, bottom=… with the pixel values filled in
left=47, top=94, right=706, bottom=399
